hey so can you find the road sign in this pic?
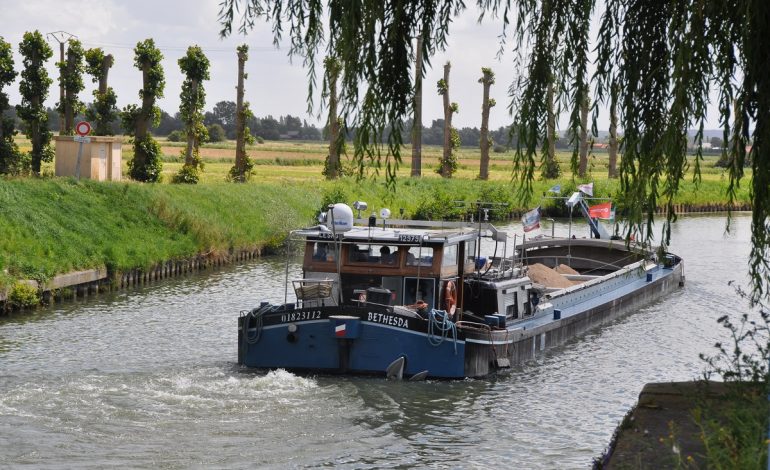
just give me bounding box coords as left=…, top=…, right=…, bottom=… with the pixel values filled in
left=73, top=136, right=91, bottom=143
left=75, top=121, right=91, bottom=136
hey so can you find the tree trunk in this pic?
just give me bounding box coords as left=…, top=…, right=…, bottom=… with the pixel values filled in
left=64, top=47, right=77, bottom=134
left=608, top=86, right=619, bottom=178
left=543, top=81, right=558, bottom=178
left=578, top=88, right=589, bottom=177
left=59, top=41, right=65, bottom=135
left=326, top=63, right=340, bottom=179
left=411, top=35, right=423, bottom=177
left=184, top=78, right=199, bottom=165
left=234, top=47, right=247, bottom=180
left=479, top=78, right=491, bottom=180
left=99, top=55, right=112, bottom=95
left=133, top=62, right=153, bottom=170
left=441, top=63, right=452, bottom=178
left=30, top=95, right=42, bottom=174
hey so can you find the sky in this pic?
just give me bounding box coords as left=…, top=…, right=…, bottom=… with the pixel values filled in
left=1, top=0, right=721, bottom=133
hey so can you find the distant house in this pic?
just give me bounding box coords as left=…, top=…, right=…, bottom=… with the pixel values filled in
left=593, top=142, right=609, bottom=150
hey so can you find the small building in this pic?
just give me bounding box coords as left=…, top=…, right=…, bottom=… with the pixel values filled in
left=53, top=136, right=123, bottom=181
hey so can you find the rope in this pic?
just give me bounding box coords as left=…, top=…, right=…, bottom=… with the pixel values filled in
left=242, top=304, right=271, bottom=345
left=427, top=309, right=458, bottom=354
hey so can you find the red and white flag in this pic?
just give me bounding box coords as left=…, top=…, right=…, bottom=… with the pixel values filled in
left=588, top=202, right=613, bottom=219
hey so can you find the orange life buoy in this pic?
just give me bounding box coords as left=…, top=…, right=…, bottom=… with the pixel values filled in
left=441, top=280, right=457, bottom=316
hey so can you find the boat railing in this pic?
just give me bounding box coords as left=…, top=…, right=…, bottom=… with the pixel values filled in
left=292, top=279, right=337, bottom=307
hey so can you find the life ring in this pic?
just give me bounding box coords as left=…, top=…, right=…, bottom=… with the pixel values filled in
left=441, top=280, right=457, bottom=316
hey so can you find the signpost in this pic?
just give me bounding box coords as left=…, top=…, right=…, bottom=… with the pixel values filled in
left=74, top=121, right=91, bottom=179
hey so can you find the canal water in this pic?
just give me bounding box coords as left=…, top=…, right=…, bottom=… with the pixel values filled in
left=0, top=215, right=756, bottom=468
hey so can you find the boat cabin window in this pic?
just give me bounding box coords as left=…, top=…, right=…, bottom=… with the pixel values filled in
left=311, top=242, right=335, bottom=262
left=403, top=277, right=435, bottom=310
left=405, top=247, right=433, bottom=267
left=348, top=244, right=397, bottom=265
left=466, top=239, right=477, bottom=263
left=442, top=244, right=458, bottom=267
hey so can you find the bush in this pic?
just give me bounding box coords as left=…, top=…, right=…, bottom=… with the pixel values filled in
left=493, top=144, right=508, bottom=153
left=207, top=124, right=226, bottom=143
left=256, top=136, right=264, bottom=144
left=167, top=130, right=184, bottom=142
left=8, top=281, right=39, bottom=309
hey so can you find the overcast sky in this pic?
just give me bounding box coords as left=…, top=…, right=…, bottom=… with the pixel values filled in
left=0, top=0, right=545, bottom=130
left=2, top=0, right=721, bottom=132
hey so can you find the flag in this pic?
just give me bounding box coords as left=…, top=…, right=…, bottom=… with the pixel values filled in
left=547, top=184, right=561, bottom=194
left=588, top=202, right=613, bottom=219
left=521, top=207, right=541, bottom=232
left=578, top=182, right=594, bottom=196
left=335, top=322, right=347, bottom=337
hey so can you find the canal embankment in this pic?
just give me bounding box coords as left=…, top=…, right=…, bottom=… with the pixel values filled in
left=0, top=176, right=752, bottom=312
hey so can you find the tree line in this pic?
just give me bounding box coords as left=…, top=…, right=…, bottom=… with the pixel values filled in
left=1, top=31, right=588, bottom=187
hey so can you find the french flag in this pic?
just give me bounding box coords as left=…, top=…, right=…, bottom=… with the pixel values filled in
left=335, top=322, right=346, bottom=337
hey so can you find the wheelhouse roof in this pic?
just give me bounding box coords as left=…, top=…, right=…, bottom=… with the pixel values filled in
left=292, top=219, right=506, bottom=245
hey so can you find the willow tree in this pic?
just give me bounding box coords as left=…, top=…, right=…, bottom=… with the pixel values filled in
left=219, top=0, right=770, bottom=302
left=0, top=36, right=24, bottom=175
left=478, top=67, right=495, bottom=180
left=542, top=81, right=560, bottom=179
left=84, top=48, right=117, bottom=136
left=17, top=30, right=53, bottom=175
left=229, top=44, right=254, bottom=182
left=323, top=56, right=343, bottom=179
left=174, top=45, right=210, bottom=184
left=121, top=39, right=164, bottom=182
left=58, top=39, right=85, bottom=135
left=607, top=83, right=619, bottom=178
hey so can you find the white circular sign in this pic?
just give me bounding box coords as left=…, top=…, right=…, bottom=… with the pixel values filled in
left=75, top=121, right=91, bottom=136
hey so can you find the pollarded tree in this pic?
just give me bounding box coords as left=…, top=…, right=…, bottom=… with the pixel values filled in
left=411, top=34, right=425, bottom=178
left=437, top=62, right=458, bottom=178
left=0, top=36, right=25, bottom=174
left=323, top=55, right=343, bottom=179
left=229, top=44, right=255, bottom=182
left=121, top=39, right=165, bottom=182
left=220, top=0, right=770, bottom=301
left=478, top=67, right=495, bottom=180
left=57, top=39, right=85, bottom=135
left=84, top=48, right=117, bottom=136
left=575, top=87, right=590, bottom=177
left=173, top=45, right=210, bottom=184
left=17, top=30, right=54, bottom=175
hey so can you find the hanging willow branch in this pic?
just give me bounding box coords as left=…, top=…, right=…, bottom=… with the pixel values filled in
left=219, top=0, right=770, bottom=304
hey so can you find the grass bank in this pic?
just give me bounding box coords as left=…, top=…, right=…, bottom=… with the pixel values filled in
left=0, top=179, right=320, bottom=289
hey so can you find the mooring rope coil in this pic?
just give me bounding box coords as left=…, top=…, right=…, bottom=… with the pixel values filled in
left=242, top=303, right=271, bottom=344
left=427, top=309, right=458, bottom=354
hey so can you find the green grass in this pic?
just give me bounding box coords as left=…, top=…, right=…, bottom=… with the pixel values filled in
left=0, top=178, right=319, bottom=287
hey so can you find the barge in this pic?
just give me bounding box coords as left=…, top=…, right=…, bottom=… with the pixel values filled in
left=238, top=197, right=684, bottom=379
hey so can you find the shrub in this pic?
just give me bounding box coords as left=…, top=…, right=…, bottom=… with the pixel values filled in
left=167, top=130, right=184, bottom=142
left=8, top=282, right=39, bottom=309
left=207, top=124, right=226, bottom=142
left=256, top=136, right=264, bottom=144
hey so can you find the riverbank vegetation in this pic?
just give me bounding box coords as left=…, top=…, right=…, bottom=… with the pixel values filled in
left=0, top=136, right=753, bottom=293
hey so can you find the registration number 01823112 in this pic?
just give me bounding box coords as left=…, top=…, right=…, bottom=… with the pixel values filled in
left=280, top=310, right=322, bottom=323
